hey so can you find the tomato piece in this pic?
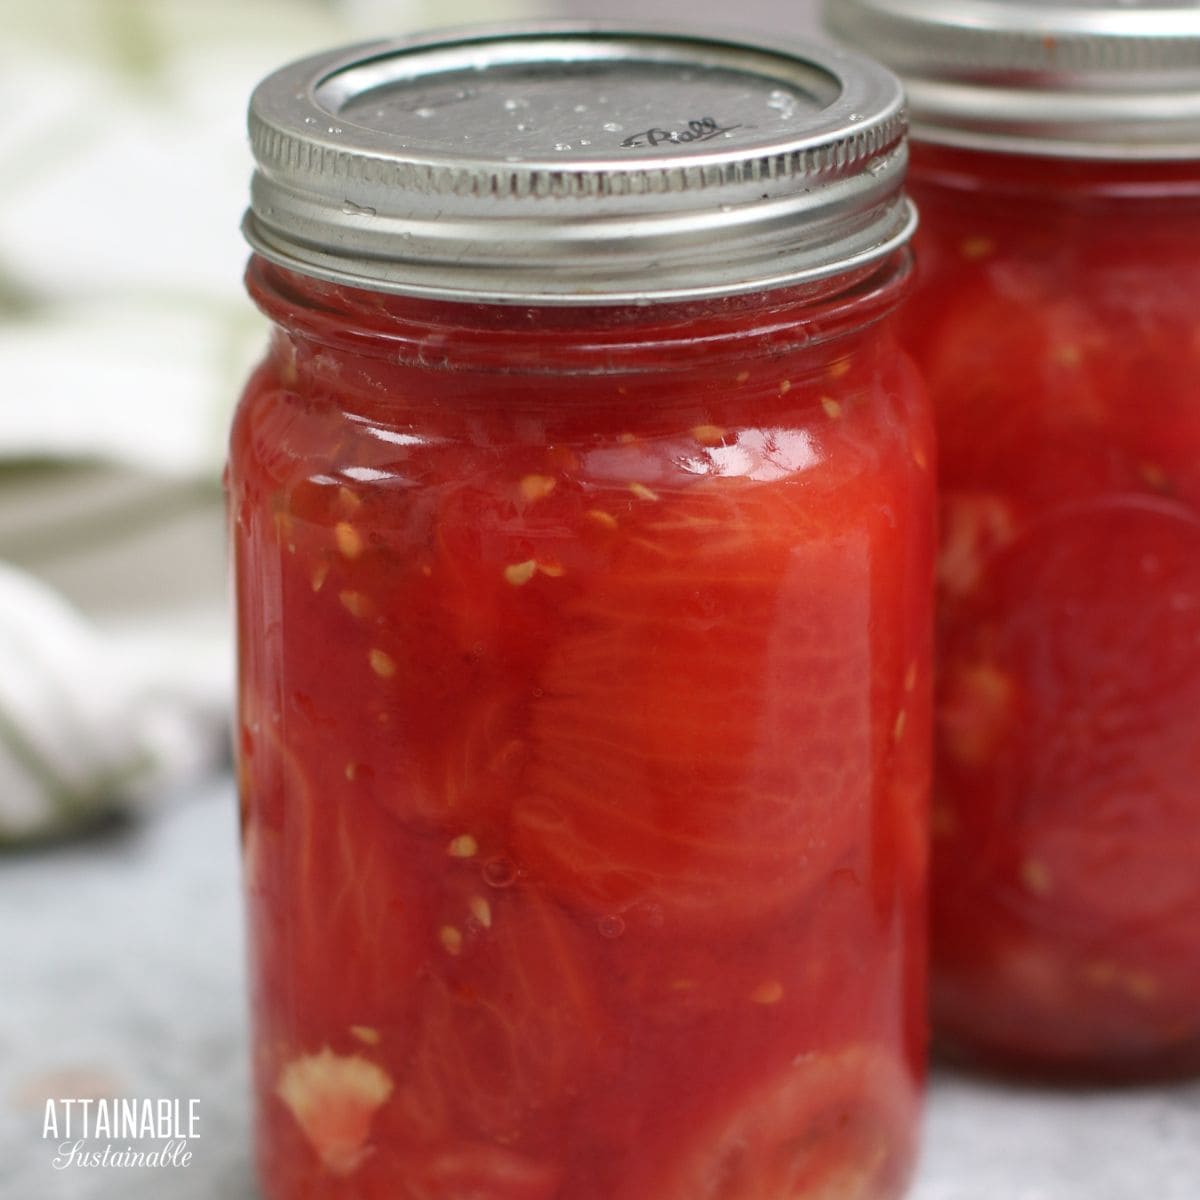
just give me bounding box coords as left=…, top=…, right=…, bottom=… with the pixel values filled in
left=512, top=477, right=880, bottom=928
left=913, top=271, right=1162, bottom=506
left=933, top=897, right=1200, bottom=1075
left=239, top=698, right=427, bottom=1038
left=939, top=496, right=1200, bottom=898
left=631, top=1045, right=917, bottom=1200
left=393, top=885, right=610, bottom=1148
left=274, top=1047, right=395, bottom=1176
left=253, top=468, right=536, bottom=834
left=934, top=496, right=1200, bottom=1064
left=936, top=492, right=1020, bottom=599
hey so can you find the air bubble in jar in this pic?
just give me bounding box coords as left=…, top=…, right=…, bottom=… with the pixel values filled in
left=482, top=856, right=518, bottom=888
left=597, top=914, right=626, bottom=939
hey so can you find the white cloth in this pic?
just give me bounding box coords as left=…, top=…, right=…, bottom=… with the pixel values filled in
left=0, top=559, right=227, bottom=840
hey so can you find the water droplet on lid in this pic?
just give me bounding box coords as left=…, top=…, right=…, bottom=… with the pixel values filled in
left=579, top=139, right=591, bottom=147
left=303, top=115, right=318, bottom=125
left=766, top=89, right=797, bottom=117
left=503, top=97, right=529, bottom=111
left=327, top=126, right=343, bottom=135
left=554, top=142, right=572, bottom=152
left=573, top=103, right=588, bottom=113
left=848, top=112, right=863, bottom=123
left=602, top=121, right=623, bottom=133
left=415, top=107, right=435, bottom=118
left=341, top=200, right=377, bottom=217
left=516, top=123, right=530, bottom=132
left=482, top=857, right=517, bottom=888
left=597, top=914, right=626, bottom=939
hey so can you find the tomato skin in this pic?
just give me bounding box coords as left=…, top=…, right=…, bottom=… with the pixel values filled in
left=231, top=257, right=930, bottom=1198
left=907, top=145, right=1200, bottom=1077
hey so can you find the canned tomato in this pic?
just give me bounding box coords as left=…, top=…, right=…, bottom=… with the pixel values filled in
left=230, top=24, right=932, bottom=1197
left=828, top=1, right=1200, bottom=1078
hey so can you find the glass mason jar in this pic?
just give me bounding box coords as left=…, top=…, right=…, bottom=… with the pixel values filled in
left=828, top=1, right=1200, bottom=1079
left=230, top=25, right=933, bottom=1199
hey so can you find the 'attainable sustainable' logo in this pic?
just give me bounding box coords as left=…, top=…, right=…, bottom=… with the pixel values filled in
left=42, top=1097, right=200, bottom=1170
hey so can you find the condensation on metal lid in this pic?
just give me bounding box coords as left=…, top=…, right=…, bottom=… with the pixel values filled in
left=243, top=21, right=914, bottom=304
left=825, top=0, right=1200, bottom=160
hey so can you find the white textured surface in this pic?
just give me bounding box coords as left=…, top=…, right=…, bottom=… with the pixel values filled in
left=4, top=779, right=1199, bottom=1199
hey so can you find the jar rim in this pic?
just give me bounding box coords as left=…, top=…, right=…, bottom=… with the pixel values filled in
left=825, top=0, right=1200, bottom=161
left=244, top=248, right=913, bottom=374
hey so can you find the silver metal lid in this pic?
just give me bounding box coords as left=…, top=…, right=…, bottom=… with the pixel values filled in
left=244, top=22, right=913, bottom=303
left=825, top=1, right=1200, bottom=159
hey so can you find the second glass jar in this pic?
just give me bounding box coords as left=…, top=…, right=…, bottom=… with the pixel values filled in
left=828, top=0, right=1200, bottom=1080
